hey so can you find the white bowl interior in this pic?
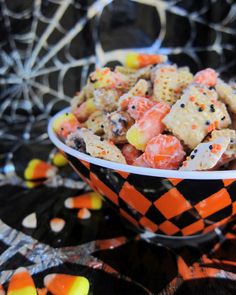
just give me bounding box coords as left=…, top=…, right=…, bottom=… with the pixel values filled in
left=48, top=107, right=236, bottom=180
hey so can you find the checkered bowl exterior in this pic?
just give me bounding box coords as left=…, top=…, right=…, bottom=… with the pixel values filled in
left=65, top=152, right=236, bottom=237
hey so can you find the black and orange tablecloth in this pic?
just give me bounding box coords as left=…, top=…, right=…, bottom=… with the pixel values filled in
left=1, top=112, right=236, bottom=294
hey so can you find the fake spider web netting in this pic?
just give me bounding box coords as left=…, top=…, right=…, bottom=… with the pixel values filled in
left=0, top=0, right=235, bottom=122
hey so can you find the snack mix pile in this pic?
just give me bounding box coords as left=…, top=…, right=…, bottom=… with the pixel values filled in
left=53, top=53, right=236, bottom=171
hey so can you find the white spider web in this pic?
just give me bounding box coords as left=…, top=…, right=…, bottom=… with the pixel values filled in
left=0, top=0, right=235, bottom=121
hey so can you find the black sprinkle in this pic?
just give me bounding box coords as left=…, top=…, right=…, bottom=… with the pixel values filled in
left=210, top=104, right=215, bottom=112
left=131, top=105, right=135, bottom=109
left=66, top=113, right=69, bottom=116
left=194, top=149, right=198, bottom=153
left=61, top=127, right=64, bottom=130
left=190, top=155, right=195, bottom=159
left=221, top=116, right=226, bottom=121
left=230, top=139, right=234, bottom=143
left=209, top=145, right=213, bottom=150
left=100, top=138, right=104, bottom=141
left=91, top=119, right=95, bottom=122
left=180, top=103, right=185, bottom=108
left=101, top=125, right=104, bottom=128
left=205, top=121, right=210, bottom=125
left=198, top=107, right=203, bottom=112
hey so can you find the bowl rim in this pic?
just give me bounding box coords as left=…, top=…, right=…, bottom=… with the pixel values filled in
left=48, top=107, right=236, bottom=180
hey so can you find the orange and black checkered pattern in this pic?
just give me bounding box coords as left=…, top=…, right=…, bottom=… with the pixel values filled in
left=66, top=153, right=236, bottom=237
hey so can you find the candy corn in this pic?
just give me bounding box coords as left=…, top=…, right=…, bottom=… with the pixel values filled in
left=77, top=208, right=91, bottom=219
left=52, top=113, right=79, bottom=139
left=22, top=213, right=37, bottom=229
left=50, top=218, right=65, bottom=233
left=65, top=192, right=102, bottom=210
left=44, top=274, right=89, bottom=295
left=124, top=52, right=167, bottom=69
left=24, top=159, right=57, bottom=181
left=52, top=152, right=68, bottom=167
left=126, top=102, right=170, bottom=151
left=0, top=284, right=5, bottom=295
left=7, top=267, right=37, bottom=295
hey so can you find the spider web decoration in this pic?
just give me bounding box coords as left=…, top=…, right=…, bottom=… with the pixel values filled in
left=0, top=0, right=235, bottom=123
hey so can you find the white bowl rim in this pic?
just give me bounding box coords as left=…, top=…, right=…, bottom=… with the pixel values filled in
left=48, top=107, right=236, bottom=180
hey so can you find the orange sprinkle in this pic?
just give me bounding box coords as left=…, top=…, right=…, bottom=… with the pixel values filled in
left=207, top=121, right=218, bottom=132
left=189, top=96, right=195, bottom=102
left=211, top=144, right=222, bottom=154
left=191, top=124, right=197, bottom=129
left=199, top=104, right=205, bottom=110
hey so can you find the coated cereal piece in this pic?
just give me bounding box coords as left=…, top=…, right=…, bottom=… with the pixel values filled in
left=70, top=128, right=126, bottom=164
left=73, top=98, right=97, bottom=122
left=215, top=79, right=236, bottom=114
left=93, top=88, right=120, bottom=113
left=85, top=111, right=106, bottom=135
left=177, top=67, right=194, bottom=93
left=180, top=137, right=230, bottom=171
left=127, top=96, right=156, bottom=120
left=153, top=65, right=179, bottom=104
left=103, top=111, right=134, bottom=144
left=119, top=79, right=149, bottom=110
left=115, top=65, right=152, bottom=80
left=163, top=84, right=231, bottom=149
left=208, top=129, right=236, bottom=159
left=71, top=84, right=94, bottom=112
left=88, top=67, right=129, bottom=91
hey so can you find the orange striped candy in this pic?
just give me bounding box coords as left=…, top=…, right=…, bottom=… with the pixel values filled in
left=52, top=113, right=79, bottom=139
left=77, top=208, right=91, bottom=219
left=24, top=159, right=57, bottom=181
left=125, top=52, right=167, bottom=69
left=7, top=267, right=37, bottom=295
left=44, top=274, right=89, bottom=295
left=65, top=192, right=102, bottom=210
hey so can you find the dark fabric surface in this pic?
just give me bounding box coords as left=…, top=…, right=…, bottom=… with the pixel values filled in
left=1, top=0, right=236, bottom=294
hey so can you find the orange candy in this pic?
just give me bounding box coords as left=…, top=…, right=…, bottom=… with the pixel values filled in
left=133, top=154, right=151, bottom=167
left=125, top=53, right=167, bottom=69
left=127, top=97, right=156, bottom=120
left=24, top=159, right=57, bottom=181
left=65, top=192, right=102, bottom=210
left=121, top=144, right=141, bottom=165
left=44, top=274, right=89, bottom=295
left=143, top=134, right=185, bottom=169
left=7, top=267, right=37, bottom=295
left=194, top=68, right=217, bottom=87
left=52, top=113, right=79, bottom=139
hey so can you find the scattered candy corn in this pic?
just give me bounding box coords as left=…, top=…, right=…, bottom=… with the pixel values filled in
left=65, top=192, right=102, bottom=210
left=24, top=159, right=57, bottom=181
left=44, top=274, right=89, bottom=295
left=124, top=52, right=167, bottom=69
left=50, top=218, right=65, bottom=233
left=22, top=213, right=37, bottom=229
left=0, top=284, right=5, bottom=295
left=77, top=208, right=91, bottom=220
left=52, top=113, right=79, bottom=139
left=7, top=267, right=37, bottom=295
left=52, top=152, right=68, bottom=167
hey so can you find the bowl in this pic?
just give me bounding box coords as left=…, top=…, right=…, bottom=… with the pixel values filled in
left=48, top=107, right=236, bottom=240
